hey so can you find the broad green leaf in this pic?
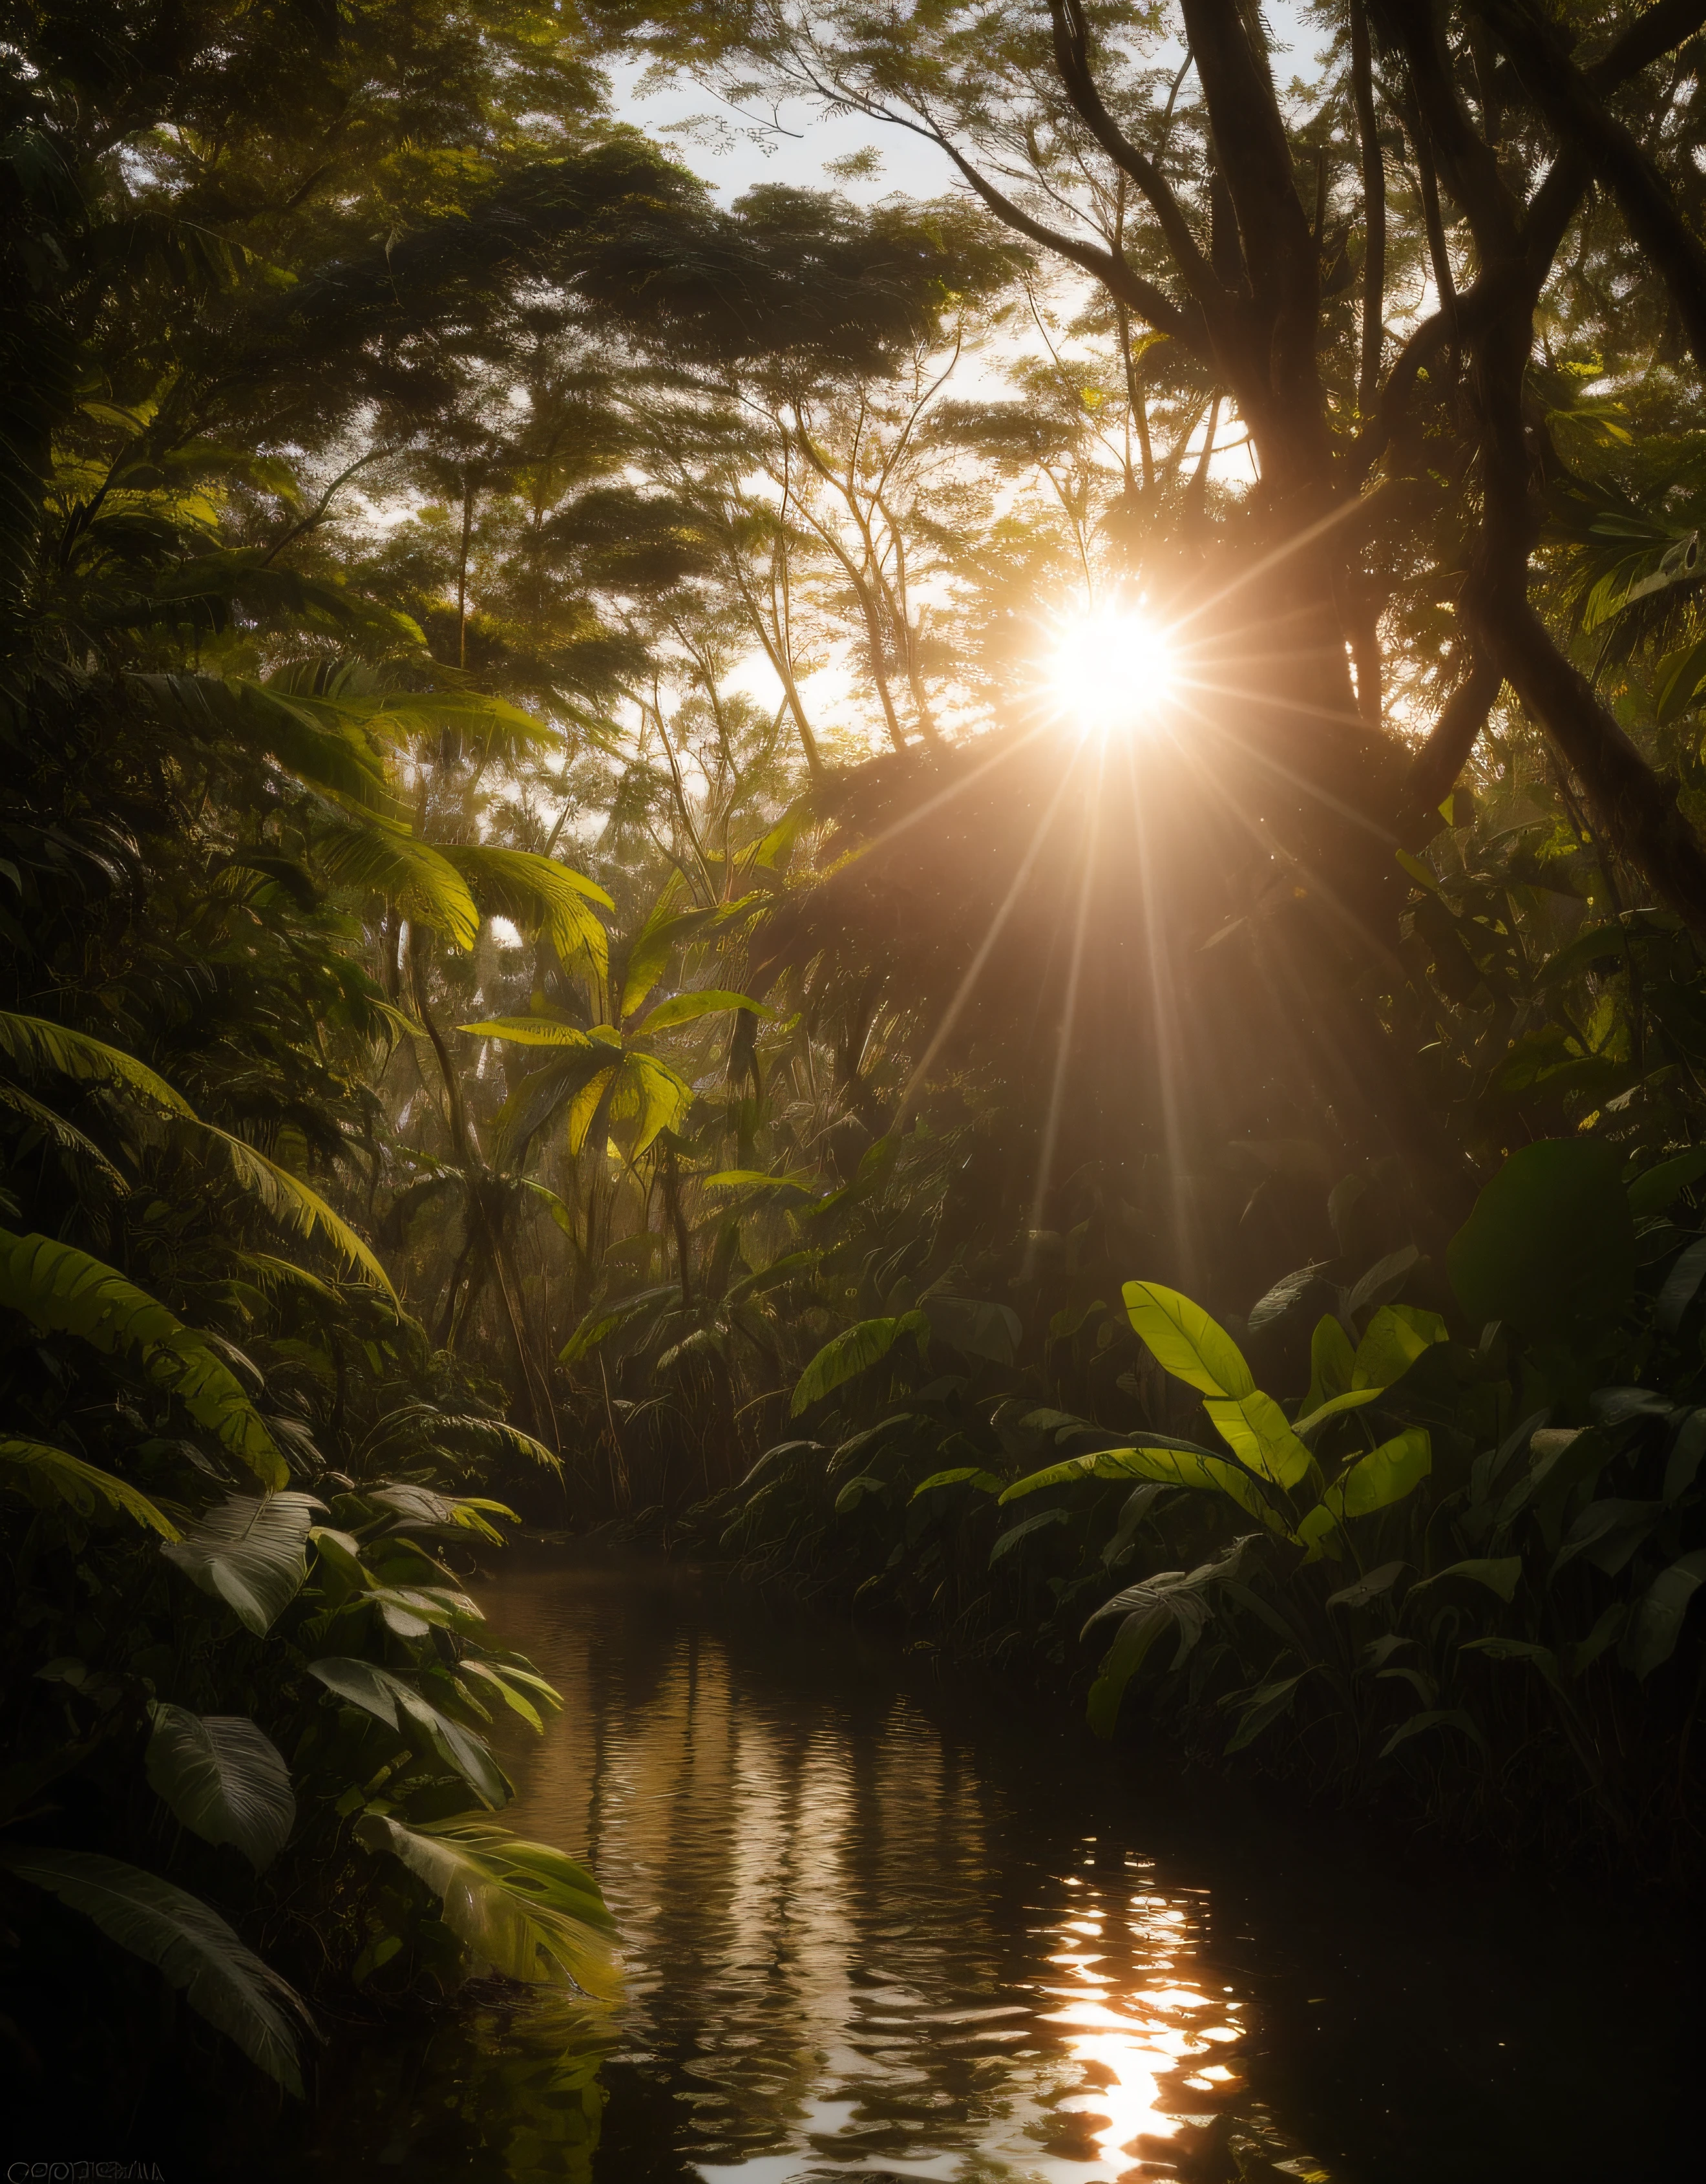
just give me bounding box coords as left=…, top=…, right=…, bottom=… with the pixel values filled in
left=356, top=1815, right=620, bottom=2000
left=1655, top=632, right=1706, bottom=723
left=1379, top=1708, right=1485, bottom=1759
left=1447, top=1139, right=1635, bottom=1340
left=1223, top=1671, right=1310, bottom=1754
left=1002, top=1444, right=1276, bottom=1527
left=196, top=1127, right=395, bottom=1302
left=162, top=1492, right=323, bottom=1635
left=1325, top=1560, right=1407, bottom=1609
left=1121, top=1281, right=1255, bottom=1399
left=1203, top=1388, right=1312, bottom=1489
left=145, top=1704, right=295, bottom=1871
left=0, top=1847, right=313, bottom=2094
left=1627, top=1147, right=1706, bottom=1217
left=0, top=1436, right=178, bottom=1537
left=987, top=1506, right=1069, bottom=1564
left=566, top=1064, right=618, bottom=1154
left=632, top=989, right=770, bottom=1034
left=1302, top=1313, right=1355, bottom=1419
left=1291, top=1386, right=1386, bottom=1436
left=459, top=1015, right=604, bottom=1049
left=911, top=1466, right=1004, bottom=1500
left=1087, top=1607, right=1170, bottom=1738
left=1246, top=1262, right=1328, bottom=1335
left=1413, top=1555, right=1524, bottom=1602
left=834, top=1471, right=885, bottom=1513
left=618, top=896, right=715, bottom=1021
left=790, top=1311, right=928, bottom=1415
left=558, top=1283, right=679, bottom=1366
left=0, top=1229, right=285, bottom=1487
left=921, top=1294, right=1022, bottom=1365
left=1294, top=1428, right=1431, bottom=1560
left=1350, top=1306, right=1447, bottom=1390
left=1621, top=1550, right=1706, bottom=1678
left=0, top=1010, right=193, bottom=1116
left=307, top=1657, right=508, bottom=1808
left=609, top=1050, right=692, bottom=1156
left=1343, top=1245, right=1420, bottom=1319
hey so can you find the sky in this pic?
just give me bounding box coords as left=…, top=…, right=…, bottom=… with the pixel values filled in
left=611, top=5, right=1332, bottom=206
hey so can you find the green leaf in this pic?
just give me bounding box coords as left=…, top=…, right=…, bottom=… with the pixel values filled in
left=610, top=1050, right=693, bottom=1156
left=632, top=989, right=770, bottom=1035
left=0, top=1080, right=127, bottom=1189
left=833, top=1472, right=887, bottom=1514
left=558, top=1283, right=679, bottom=1366
left=1291, top=1386, right=1387, bottom=1436
left=1621, top=1550, right=1706, bottom=1678
left=987, top=1506, right=1069, bottom=1564
left=1086, top=1607, right=1170, bottom=1739
left=460, top=1015, right=606, bottom=1049
left=1320, top=1426, right=1432, bottom=1523
left=315, top=821, right=478, bottom=949
left=1325, top=1560, right=1407, bottom=1609
left=920, top=1294, right=1022, bottom=1365
left=1203, top=1388, right=1312, bottom=1489
left=1379, top=1708, right=1485, bottom=1759
left=1246, top=1262, right=1329, bottom=1335
left=1223, top=1671, right=1310, bottom=1754
left=790, top=1311, right=929, bottom=1415
left=0, top=1010, right=194, bottom=1116
left=1302, top=1313, right=1355, bottom=1419
left=307, top=1657, right=508, bottom=1807
left=145, top=1704, right=295, bottom=1872
left=1413, top=1555, right=1524, bottom=1602
left=195, top=1127, right=396, bottom=1302
left=1121, top=1281, right=1255, bottom=1399
left=0, top=1436, right=178, bottom=1537
left=702, top=1170, right=815, bottom=1196
left=0, top=1229, right=285, bottom=1487
left=1627, top=1147, right=1706, bottom=1218
left=1655, top=632, right=1706, bottom=723
left=911, top=1466, right=1004, bottom=1500
left=0, top=1847, right=313, bottom=2094
left=618, top=895, right=715, bottom=1021
left=438, top=843, right=611, bottom=978
left=1002, top=1443, right=1277, bottom=1527
left=162, top=1492, right=322, bottom=1635
left=1446, top=1139, right=1635, bottom=1341
left=356, top=1816, right=620, bottom=1999
left=1350, top=1306, right=1447, bottom=1390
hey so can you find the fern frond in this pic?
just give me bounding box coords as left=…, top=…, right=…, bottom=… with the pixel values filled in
left=0, top=1228, right=286, bottom=1488
left=0, top=1010, right=193, bottom=1116
left=195, top=1127, right=397, bottom=1303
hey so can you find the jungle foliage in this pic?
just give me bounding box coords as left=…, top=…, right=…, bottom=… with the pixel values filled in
left=12, top=0, right=1706, bottom=2142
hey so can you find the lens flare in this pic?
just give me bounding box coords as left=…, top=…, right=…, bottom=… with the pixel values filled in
left=1046, top=604, right=1178, bottom=738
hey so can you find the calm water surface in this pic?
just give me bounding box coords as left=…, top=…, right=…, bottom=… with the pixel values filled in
left=295, top=1553, right=1697, bottom=2184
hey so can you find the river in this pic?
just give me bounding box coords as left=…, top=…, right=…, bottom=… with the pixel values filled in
left=284, top=1551, right=1695, bottom=2183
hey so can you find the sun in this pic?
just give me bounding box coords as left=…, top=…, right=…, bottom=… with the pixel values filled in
left=1044, top=604, right=1179, bottom=739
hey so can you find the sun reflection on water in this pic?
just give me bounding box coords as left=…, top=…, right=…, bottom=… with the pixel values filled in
left=490, top=1568, right=1329, bottom=2184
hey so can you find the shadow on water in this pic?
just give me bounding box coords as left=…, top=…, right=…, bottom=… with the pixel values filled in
left=284, top=1549, right=1698, bottom=2184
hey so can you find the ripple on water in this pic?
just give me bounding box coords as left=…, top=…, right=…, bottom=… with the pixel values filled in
left=485, top=1564, right=1327, bottom=2184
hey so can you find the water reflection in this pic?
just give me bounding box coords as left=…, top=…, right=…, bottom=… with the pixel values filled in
left=493, top=1562, right=1327, bottom=2184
